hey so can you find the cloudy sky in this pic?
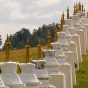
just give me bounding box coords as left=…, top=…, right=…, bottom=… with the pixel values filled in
left=0, top=0, right=88, bottom=44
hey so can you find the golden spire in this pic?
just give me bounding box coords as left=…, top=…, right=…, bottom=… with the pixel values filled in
left=54, top=28, right=58, bottom=42
left=5, top=34, right=11, bottom=62
left=87, top=12, right=88, bottom=18
left=58, top=25, right=61, bottom=32
left=84, top=8, right=85, bottom=13
left=82, top=4, right=84, bottom=12
left=60, top=12, right=65, bottom=31
left=62, top=12, right=65, bottom=25
left=74, top=3, right=76, bottom=15
left=60, top=16, right=63, bottom=30
left=83, top=8, right=85, bottom=16
left=6, top=34, right=10, bottom=43
left=37, top=38, right=42, bottom=60
left=57, top=24, right=60, bottom=32
left=67, top=7, right=69, bottom=19
left=78, top=2, right=81, bottom=11
left=76, top=3, right=78, bottom=13
left=47, top=31, right=51, bottom=49
left=25, top=38, right=32, bottom=63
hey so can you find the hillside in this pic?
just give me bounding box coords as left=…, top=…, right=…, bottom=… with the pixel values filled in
left=0, top=47, right=42, bottom=62
left=74, top=51, right=88, bottom=88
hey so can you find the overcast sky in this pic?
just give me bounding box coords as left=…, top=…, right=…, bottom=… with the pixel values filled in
left=0, top=0, right=88, bottom=44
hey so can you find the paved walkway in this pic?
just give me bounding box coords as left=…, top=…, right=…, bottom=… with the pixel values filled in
left=74, top=51, right=88, bottom=88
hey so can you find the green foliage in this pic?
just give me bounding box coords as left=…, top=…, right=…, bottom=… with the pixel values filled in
left=4, top=23, right=60, bottom=49
left=74, top=51, right=88, bottom=88
left=9, top=28, right=32, bottom=49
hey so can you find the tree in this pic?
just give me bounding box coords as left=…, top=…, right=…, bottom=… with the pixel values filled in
left=3, top=22, right=60, bottom=50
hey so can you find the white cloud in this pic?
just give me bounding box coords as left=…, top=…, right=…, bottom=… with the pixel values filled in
left=36, top=0, right=60, bottom=7
left=0, top=23, right=38, bottom=44
left=0, top=0, right=31, bottom=21
left=0, top=0, right=88, bottom=44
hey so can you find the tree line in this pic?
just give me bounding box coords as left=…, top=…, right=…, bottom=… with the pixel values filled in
left=2, top=23, right=60, bottom=50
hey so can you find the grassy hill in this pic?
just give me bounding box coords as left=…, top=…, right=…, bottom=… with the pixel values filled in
left=0, top=48, right=87, bottom=88
left=74, top=51, right=88, bottom=88
left=0, top=47, right=40, bottom=62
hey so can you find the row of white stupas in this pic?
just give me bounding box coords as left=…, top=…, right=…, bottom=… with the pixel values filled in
left=0, top=3, right=88, bottom=88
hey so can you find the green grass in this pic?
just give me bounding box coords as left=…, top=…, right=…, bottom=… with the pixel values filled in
left=74, top=51, right=88, bottom=88
left=0, top=46, right=46, bottom=62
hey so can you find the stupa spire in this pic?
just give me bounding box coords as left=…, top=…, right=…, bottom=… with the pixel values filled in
left=60, top=12, right=65, bottom=30
left=47, top=31, right=51, bottom=49
left=54, top=28, right=58, bottom=42
left=37, top=38, right=42, bottom=59
left=78, top=2, right=81, bottom=11
left=82, top=4, right=84, bottom=12
left=87, top=12, right=88, bottom=18
left=76, top=3, right=78, bottom=13
left=25, top=38, right=32, bottom=63
left=67, top=7, right=69, bottom=19
left=62, top=12, right=65, bottom=25
left=74, top=3, right=76, bottom=15
left=5, top=34, right=11, bottom=62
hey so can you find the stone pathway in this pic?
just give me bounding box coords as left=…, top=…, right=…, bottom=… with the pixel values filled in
left=74, top=51, right=88, bottom=88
